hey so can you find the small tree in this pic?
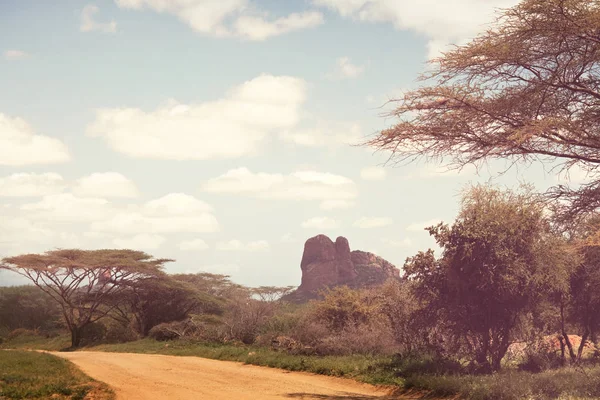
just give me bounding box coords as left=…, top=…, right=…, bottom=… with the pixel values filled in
left=108, top=275, right=224, bottom=337
left=366, top=0, right=600, bottom=220
left=1, top=249, right=171, bottom=348
left=405, top=185, right=561, bottom=372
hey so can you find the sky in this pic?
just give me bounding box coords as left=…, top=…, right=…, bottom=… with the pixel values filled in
left=0, top=0, right=587, bottom=288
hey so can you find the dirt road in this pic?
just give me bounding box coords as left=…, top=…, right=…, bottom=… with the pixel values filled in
left=51, top=351, right=402, bottom=400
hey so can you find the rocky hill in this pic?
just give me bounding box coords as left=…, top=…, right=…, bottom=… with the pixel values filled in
left=286, top=234, right=401, bottom=302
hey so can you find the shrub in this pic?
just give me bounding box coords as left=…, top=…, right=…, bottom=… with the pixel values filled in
left=148, top=320, right=197, bottom=341
left=8, top=328, right=39, bottom=340
left=392, top=352, right=464, bottom=377
left=102, top=321, right=138, bottom=344
left=80, top=322, right=107, bottom=346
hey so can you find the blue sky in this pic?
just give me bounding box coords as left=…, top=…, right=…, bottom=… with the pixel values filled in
left=0, top=0, right=584, bottom=288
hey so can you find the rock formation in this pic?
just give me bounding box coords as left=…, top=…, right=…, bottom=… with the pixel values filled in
left=288, top=234, right=400, bottom=302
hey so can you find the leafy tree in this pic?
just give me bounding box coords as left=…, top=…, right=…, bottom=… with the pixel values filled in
left=562, top=215, right=600, bottom=361
left=0, top=286, right=61, bottom=335
left=405, top=185, right=562, bottom=372
left=365, top=0, right=600, bottom=219
left=108, top=275, right=224, bottom=336
left=0, top=249, right=170, bottom=348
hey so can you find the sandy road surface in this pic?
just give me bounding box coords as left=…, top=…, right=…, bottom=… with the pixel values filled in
left=51, top=351, right=406, bottom=400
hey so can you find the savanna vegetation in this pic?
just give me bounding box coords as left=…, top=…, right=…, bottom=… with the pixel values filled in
left=3, top=0, right=600, bottom=399
left=0, top=350, right=113, bottom=400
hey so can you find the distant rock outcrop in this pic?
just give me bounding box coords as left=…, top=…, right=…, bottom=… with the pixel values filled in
left=288, top=234, right=400, bottom=302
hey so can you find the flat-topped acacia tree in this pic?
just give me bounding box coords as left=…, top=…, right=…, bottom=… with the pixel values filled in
left=366, top=0, right=600, bottom=220
left=1, top=249, right=172, bottom=348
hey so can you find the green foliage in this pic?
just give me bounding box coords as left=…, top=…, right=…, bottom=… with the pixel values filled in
left=0, top=350, right=113, bottom=399
left=0, top=286, right=62, bottom=334
left=404, top=366, right=600, bottom=400
left=405, top=185, right=565, bottom=371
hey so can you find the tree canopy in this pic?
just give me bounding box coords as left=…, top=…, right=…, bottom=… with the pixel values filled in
left=366, top=0, right=600, bottom=219
left=1, top=249, right=171, bottom=347
left=404, top=185, right=565, bottom=371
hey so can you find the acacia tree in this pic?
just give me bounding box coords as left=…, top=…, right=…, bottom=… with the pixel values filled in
left=108, top=275, right=223, bottom=337
left=0, top=249, right=171, bottom=348
left=366, top=0, right=600, bottom=219
left=404, top=186, right=564, bottom=372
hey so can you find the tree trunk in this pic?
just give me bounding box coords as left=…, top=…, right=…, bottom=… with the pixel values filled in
left=70, top=327, right=83, bottom=348
left=560, top=302, right=577, bottom=361
left=577, top=328, right=590, bottom=361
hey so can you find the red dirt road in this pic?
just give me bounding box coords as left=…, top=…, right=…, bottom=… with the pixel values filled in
left=52, top=351, right=408, bottom=400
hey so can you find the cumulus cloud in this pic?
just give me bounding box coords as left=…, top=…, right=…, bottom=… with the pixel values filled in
left=320, top=199, right=355, bottom=210
left=3, top=50, right=29, bottom=60
left=179, top=239, right=210, bottom=251
left=188, top=264, right=241, bottom=275
left=281, top=120, right=362, bottom=148
left=216, top=239, right=270, bottom=252
left=233, top=11, right=324, bottom=40
left=280, top=233, right=295, bottom=243
left=406, top=219, right=443, bottom=232
left=0, top=113, right=70, bottom=166
left=21, top=193, right=112, bottom=222
left=87, top=75, right=307, bottom=160
left=113, top=233, right=166, bottom=250
left=0, top=173, right=65, bottom=197
left=353, top=217, right=393, bottom=228
left=331, top=57, right=365, bottom=79
left=313, top=0, right=520, bottom=58
left=81, top=4, right=117, bottom=33
left=360, top=166, right=386, bottom=181
left=91, top=193, right=219, bottom=234
left=73, top=172, right=140, bottom=198
left=202, top=168, right=357, bottom=209
left=114, top=0, right=323, bottom=40
left=301, top=217, right=339, bottom=230
left=0, top=216, right=82, bottom=252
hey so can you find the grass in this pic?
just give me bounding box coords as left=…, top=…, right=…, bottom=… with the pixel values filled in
left=0, top=350, right=114, bottom=400
left=5, top=334, right=600, bottom=399
left=403, top=366, right=600, bottom=400
left=89, top=339, right=403, bottom=386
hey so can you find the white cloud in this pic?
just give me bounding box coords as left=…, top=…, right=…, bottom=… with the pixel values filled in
left=87, top=75, right=307, bottom=160
left=313, top=0, right=520, bottom=58
left=280, top=233, right=295, bottom=243
left=21, top=193, right=112, bottom=222
left=114, top=0, right=323, bottom=40
left=0, top=173, right=65, bottom=197
left=0, top=216, right=82, bottom=252
left=382, top=237, right=413, bottom=247
left=113, top=233, right=166, bottom=250
left=216, top=239, right=270, bottom=252
left=0, top=113, right=70, bottom=166
left=233, top=11, right=324, bottom=40
left=331, top=57, right=365, bottom=79
left=179, top=239, right=209, bottom=251
left=202, top=168, right=357, bottom=208
left=360, top=166, right=386, bottom=181
left=353, top=217, right=393, bottom=228
left=281, top=120, right=362, bottom=148
left=73, top=172, right=140, bottom=198
left=406, top=219, right=442, bottom=232
left=187, top=264, right=241, bottom=275
left=81, top=4, right=117, bottom=33
left=91, top=193, right=219, bottom=234
left=301, top=217, right=339, bottom=230
left=3, top=50, right=29, bottom=61
left=320, top=199, right=355, bottom=210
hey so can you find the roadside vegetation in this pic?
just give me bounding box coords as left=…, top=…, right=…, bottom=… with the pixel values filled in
left=0, top=350, right=113, bottom=400
left=2, top=1, right=600, bottom=399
